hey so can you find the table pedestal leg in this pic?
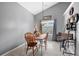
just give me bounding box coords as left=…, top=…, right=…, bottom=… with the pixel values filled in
left=40, top=39, right=43, bottom=56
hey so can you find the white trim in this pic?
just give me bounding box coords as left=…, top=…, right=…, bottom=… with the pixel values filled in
left=64, top=2, right=74, bottom=15
left=1, top=43, right=25, bottom=56
left=18, top=2, right=58, bottom=15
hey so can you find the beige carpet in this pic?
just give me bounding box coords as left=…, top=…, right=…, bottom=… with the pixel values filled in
left=2, top=41, right=63, bottom=56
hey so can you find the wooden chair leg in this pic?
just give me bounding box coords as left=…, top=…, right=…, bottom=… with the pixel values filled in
left=36, top=45, right=38, bottom=52
left=32, top=47, right=35, bottom=56
left=60, top=41, right=62, bottom=51
left=44, top=41, right=47, bottom=50
left=34, top=45, right=38, bottom=55
left=26, top=47, right=28, bottom=54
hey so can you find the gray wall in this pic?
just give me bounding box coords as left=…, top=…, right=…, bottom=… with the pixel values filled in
left=0, top=2, right=34, bottom=55
left=64, top=2, right=79, bottom=56
left=34, top=2, right=71, bottom=34
left=74, top=3, right=79, bottom=56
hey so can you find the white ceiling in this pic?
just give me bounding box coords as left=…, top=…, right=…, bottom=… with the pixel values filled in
left=18, top=2, right=58, bottom=15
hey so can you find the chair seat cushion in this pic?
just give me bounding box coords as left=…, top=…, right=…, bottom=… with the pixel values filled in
left=28, top=42, right=37, bottom=47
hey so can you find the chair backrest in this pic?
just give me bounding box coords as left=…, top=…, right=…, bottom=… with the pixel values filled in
left=44, top=33, right=48, bottom=41
left=25, top=33, right=36, bottom=44
left=34, top=31, right=41, bottom=37
left=57, top=32, right=73, bottom=40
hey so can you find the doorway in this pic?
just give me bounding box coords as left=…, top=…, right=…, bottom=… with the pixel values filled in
left=41, top=20, right=54, bottom=41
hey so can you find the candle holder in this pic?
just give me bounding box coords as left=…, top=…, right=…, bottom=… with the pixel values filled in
left=75, top=13, right=79, bottom=23
left=66, top=23, right=70, bottom=30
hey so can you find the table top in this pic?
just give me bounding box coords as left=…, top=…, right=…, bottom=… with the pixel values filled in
left=36, top=34, right=46, bottom=39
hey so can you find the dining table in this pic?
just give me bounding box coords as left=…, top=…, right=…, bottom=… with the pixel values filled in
left=36, top=34, right=46, bottom=56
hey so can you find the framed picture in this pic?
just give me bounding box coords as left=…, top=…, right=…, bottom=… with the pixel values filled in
left=43, top=15, right=52, bottom=20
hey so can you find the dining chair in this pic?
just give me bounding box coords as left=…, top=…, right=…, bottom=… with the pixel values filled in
left=24, top=32, right=38, bottom=56
left=57, top=32, right=73, bottom=51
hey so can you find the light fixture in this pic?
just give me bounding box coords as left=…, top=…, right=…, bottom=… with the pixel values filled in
left=42, top=2, right=44, bottom=20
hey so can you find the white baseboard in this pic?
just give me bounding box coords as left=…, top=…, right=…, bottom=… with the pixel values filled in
left=1, top=43, right=25, bottom=56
